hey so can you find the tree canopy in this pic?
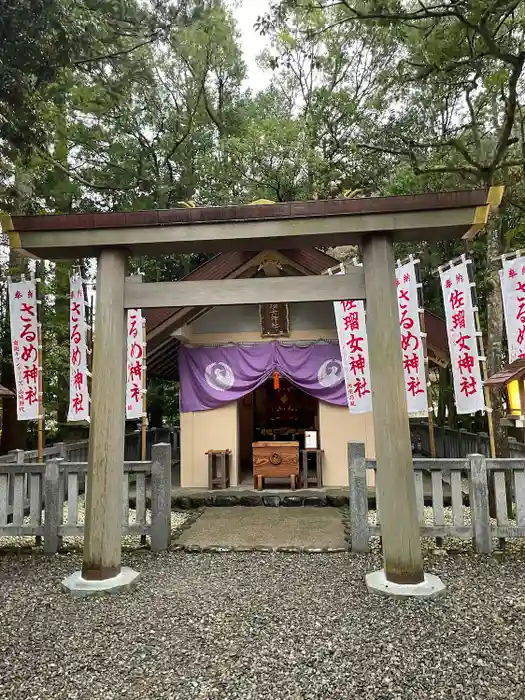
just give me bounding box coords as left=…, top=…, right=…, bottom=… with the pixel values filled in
left=1, top=0, right=525, bottom=451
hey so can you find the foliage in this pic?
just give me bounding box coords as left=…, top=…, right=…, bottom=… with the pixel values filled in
left=1, top=0, right=525, bottom=447
left=262, top=0, right=525, bottom=444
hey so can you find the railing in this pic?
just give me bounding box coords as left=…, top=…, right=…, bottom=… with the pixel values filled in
left=0, top=426, right=180, bottom=465
left=410, top=421, right=525, bottom=458
left=348, top=442, right=525, bottom=554
left=0, top=443, right=172, bottom=553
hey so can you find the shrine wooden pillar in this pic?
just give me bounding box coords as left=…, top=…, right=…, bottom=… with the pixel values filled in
left=82, top=248, right=128, bottom=581
left=362, top=234, right=424, bottom=585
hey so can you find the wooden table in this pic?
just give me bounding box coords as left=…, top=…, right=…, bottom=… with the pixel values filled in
left=252, top=441, right=300, bottom=490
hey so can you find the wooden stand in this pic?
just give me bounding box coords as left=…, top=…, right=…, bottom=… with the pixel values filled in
left=252, top=441, right=299, bottom=490
left=207, top=450, right=231, bottom=490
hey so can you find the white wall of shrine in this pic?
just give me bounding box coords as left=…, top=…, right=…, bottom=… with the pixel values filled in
left=180, top=402, right=239, bottom=487
left=188, top=302, right=336, bottom=339
left=179, top=386, right=376, bottom=489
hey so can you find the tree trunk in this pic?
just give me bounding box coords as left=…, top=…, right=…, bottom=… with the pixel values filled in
left=50, top=101, right=75, bottom=436
left=437, top=365, right=449, bottom=425
left=484, top=208, right=514, bottom=517
left=485, top=213, right=508, bottom=457
left=447, top=380, right=457, bottom=428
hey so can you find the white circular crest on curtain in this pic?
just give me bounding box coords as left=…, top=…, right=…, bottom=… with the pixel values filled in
left=317, top=360, right=344, bottom=387
left=204, top=362, right=235, bottom=391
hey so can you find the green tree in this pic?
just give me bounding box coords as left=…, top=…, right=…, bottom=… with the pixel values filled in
left=1, top=0, right=250, bottom=445
left=267, top=0, right=525, bottom=450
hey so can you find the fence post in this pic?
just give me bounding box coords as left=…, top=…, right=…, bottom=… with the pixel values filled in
left=348, top=442, right=369, bottom=553
left=468, top=453, right=492, bottom=554
left=55, top=442, right=67, bottom=460
left=7, top=450, right=24, bottom=506
left=476, top=432, right=490, bottom=457
left=150, top=442, right=172, bottom=552
left=44, top=459, right=61, bottom=554
left=508, top=437, right=522, bottom=458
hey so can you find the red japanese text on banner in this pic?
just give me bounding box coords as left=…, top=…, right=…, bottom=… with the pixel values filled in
left=440, top=260, right=484, bottom=414
left=67, top=274, right=90, bottom=422
left=334, top=297, right=373, bottom=414
left=8, top=278, right=40, bottom=421
left=126, top=309, right=145, bottom=419
left=501, top=256, right=525, bottom=362
left=395, top=261, right=427, bottom=415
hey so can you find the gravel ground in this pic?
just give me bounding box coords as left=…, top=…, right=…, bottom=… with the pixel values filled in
left=1, top=550, right=524, bottom=700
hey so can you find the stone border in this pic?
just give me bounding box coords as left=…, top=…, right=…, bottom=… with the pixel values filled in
left=171, top=492, right=349, bottom=509
left=169, top=544, right=350, bottom=554
left=169, top=506, right=205, bottom=544
left=340, top=504, right=352, bottom=550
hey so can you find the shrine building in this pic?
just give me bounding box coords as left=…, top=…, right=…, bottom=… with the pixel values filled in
left=146, top=248, right=449, bottom=488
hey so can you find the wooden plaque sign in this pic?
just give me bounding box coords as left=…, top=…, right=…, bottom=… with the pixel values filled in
left=260, top=303, right=289, bottom=338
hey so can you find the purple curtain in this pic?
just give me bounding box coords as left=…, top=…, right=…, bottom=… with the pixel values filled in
left=179, top=342, right=346, bottom=412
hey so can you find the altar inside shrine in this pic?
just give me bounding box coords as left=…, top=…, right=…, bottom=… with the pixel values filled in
left=253, top=377, right=319, bottom=445
left=249, top=377, right=318, bottom=488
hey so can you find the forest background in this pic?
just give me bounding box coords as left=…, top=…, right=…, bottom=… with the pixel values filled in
left=1, top=0, right=524, bottom=455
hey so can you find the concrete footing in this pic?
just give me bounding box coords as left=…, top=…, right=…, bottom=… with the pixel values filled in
left=366, top=569, right=446, bottom=598
left=62, top=567, right=140, bottom=598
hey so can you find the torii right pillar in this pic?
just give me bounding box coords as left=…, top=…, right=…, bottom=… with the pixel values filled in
left=362, top=234, right=445, bottom=597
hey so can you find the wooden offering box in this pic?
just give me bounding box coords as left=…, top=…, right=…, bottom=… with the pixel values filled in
left=252, top=441, right=300, bottom=490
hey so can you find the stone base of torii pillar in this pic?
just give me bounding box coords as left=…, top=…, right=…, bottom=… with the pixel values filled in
left=62, top=568, right=140, bottom=599
left=366, top=569, right=446, bottom=599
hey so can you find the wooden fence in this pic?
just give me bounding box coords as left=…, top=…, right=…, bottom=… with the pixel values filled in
left=0, top=426, right=180, bottom=466
left=348, top=442, right=525, bottom=554
left=410, top=420, right=525, bottom=458
left=0, top=443, right=172, bottom=553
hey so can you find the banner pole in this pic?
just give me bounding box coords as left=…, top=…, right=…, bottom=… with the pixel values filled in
left=465, top=259, right=496, bottom=458
left=474, top=307, right=496, bottom=458
left=37, top=324, right=44, bottom=461
left=414, top=259, right=437, bottom=458
left=141, top=316, right=147, bottom=461
left=36, top=268, right=44, bottom=462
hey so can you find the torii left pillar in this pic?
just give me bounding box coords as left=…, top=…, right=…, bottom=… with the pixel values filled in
left=63, top=248, right=139, bottom=596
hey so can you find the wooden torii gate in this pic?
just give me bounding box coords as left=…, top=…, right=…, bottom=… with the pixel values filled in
left=9, top=187, right=503, bottom=596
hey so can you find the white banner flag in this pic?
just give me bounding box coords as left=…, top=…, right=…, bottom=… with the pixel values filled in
left=440, top=260, right=485, bottom=414
left=501, top=256, right=525, bottom=362
left=126, top=309, right=145, bottom=420
left=67, top=274, right=90, bottom=422
left=396, top=261, right=428, bottom=415
left=8, top=278, right=40, bottom=421
left=334, top=295, right=373, bottom=414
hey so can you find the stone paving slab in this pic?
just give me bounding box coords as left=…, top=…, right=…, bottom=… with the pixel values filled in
left=175, top=506, right=347, bottom=550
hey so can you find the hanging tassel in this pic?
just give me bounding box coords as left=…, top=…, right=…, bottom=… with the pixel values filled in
left=273, top=369, right=280, bottom=390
